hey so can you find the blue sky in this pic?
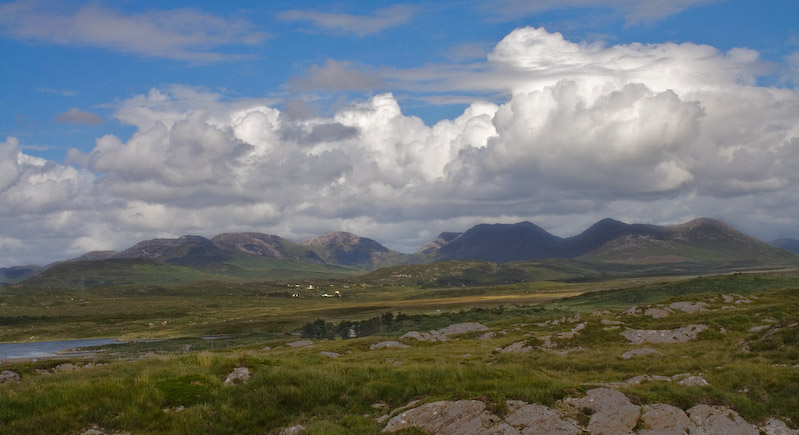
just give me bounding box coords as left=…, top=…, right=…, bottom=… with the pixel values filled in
left=1, top=0, right=799, bottom=265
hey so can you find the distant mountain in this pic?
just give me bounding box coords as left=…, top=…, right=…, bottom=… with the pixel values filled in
left=19, top=232, right=357, bottom=288
left=0, top=265, right=47, bottom=284
left=429, top=222, right=564, bottom=263
left=418, top=232, right=463, bottom=256
left=421, top=218, right=797, bottom=267
left=575, top=218, right=796, bottom=266
left=212, top=233, right=324, bottom=263
left=302, top=232, right=413, bottom=270
left=769, top=238, right=799, bottom=254
left=9, top=218, right=797, bottom=289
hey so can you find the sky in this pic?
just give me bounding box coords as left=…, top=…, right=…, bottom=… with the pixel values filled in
left=1, top=0, right=799, bottom=266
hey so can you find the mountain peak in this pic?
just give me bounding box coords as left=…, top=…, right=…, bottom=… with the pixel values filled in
left=302, top=231, right=364, bottom=248
left=437, top=221, right=561, bottom=262
left=301, top=231, right=410, bottom=269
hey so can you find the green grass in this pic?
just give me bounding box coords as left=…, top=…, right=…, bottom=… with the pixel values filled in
left=2, top=272, right=798, bottom=433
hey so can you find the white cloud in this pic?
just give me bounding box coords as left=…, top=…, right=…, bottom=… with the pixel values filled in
left=0, top=1, right=267, bottom=62
left=278, top=5, right=414, bottom=36
left=289, top=60, right=385, bottom=91
left=37, top=87, right=77, bottom=97
left=2, top=27, right=799, bottom=265
left=487, top=0, right=722, bottom=24
left=55, top=107, right=104, bottom=125
left=0, top=137, right=21, bottom=192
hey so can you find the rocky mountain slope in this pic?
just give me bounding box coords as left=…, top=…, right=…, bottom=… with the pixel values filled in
left=301, top=232, right=413, bottom=270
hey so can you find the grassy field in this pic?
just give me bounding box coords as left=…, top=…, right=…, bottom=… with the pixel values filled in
left=0, top=273, right=695, bottom=343
left=1, top=272, right=798, bottom=433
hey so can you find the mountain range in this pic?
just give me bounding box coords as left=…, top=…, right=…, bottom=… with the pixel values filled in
left=3, top=218, right=796, bottom=288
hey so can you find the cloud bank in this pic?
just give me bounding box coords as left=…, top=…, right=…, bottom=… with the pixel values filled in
left=2, top=27, right=798, bottom=265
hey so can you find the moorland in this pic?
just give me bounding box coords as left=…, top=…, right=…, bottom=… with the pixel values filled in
left=1, top=218, right=798, bottom=434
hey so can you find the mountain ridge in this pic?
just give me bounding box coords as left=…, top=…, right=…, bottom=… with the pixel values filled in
left=8, top=218, right=797, bottom=287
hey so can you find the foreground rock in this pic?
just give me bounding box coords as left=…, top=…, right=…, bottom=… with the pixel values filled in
left=677, top=375, right=709, bottom=387
left=688, top=404, right=759, bottom=435
left=504, top=402, right=580, bottom=434
left=669, top=301, right=709, bottom=313
left=382, top=400, right=515, bottom=434
left=381, top=388, right=790, bottom=435
left=401, top=322, right=489, bottom=343
left=370, top=341, right=410, bottom=350
left=621, top=325, right=709, bottom=344
left=0, top=370, right=21, bottom=384
left=438, top=322, right=489, bottom=336
left=564, top=388, right=640, bottom=434
left=80, top=425, right=130, bottom=435
left=496, top=341, right=533, bottom=353
left=223, top=367, right=250, bottom=385
left=761, top=418, right=799, bottom=435
left=638, top=403, right=693, bottom=434
left=279, top=424, right=305, bottom=435
left=621, top=348, right=661, bottom=360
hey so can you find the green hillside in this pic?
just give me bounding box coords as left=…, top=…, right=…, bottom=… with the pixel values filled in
left=18, top=256, right=361, bottom=290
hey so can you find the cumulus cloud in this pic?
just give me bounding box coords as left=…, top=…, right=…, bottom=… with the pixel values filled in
left=0, top=1, right=267, bottom=61
left=278, top=5, right=414, bottom=36
left=2, top=27, right=799, bottom=265
left=55, top=108, right=104, bottom=125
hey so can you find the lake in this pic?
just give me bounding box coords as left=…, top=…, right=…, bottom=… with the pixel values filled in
left=0, top=338, right=120, bottom=360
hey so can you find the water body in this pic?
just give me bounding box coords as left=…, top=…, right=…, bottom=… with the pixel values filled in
left=0, top=338, right=120, bottom=360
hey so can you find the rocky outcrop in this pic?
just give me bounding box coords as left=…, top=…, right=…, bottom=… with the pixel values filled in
left=382, top=400, right=516, bottom=434
left=564, top=388, right=640, bottom=434
left=286, top=340, right=314, bottom=348
left=438, top=322, right=489, bottom=335
left=645, top=308, right=671, bottom=319
left=761, top=418, right=799, bottom=435
left=638, top=403, right=692, bottom=434
left=380, top=388, right=790, bottom=434
left=80, top=426, right=130, bottom=435
left=496, top=341, right=533, bottom=353
left=669, top=301, right=709, bottom=313
left=223, top=367, right=250, bottom=385
left=621, top=325, right=709, bottom=344
left=278, top=424, right=305, bottom=435
left=370, top=341, right=410, bottom=350
left=504, top=402, right=580, bottom=434
left=401, top=322, right=489, bottom=343
left=0, top=370, right=21, bottom=384
left=677, top=375, right=709, bottom=387
left=687, top=404, right=759, bottom=435
left=621, top=348, right=661, bottom=360
left=401, top=330, right=449, bottom=342
left=378, top=392, right=797, bottom=435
